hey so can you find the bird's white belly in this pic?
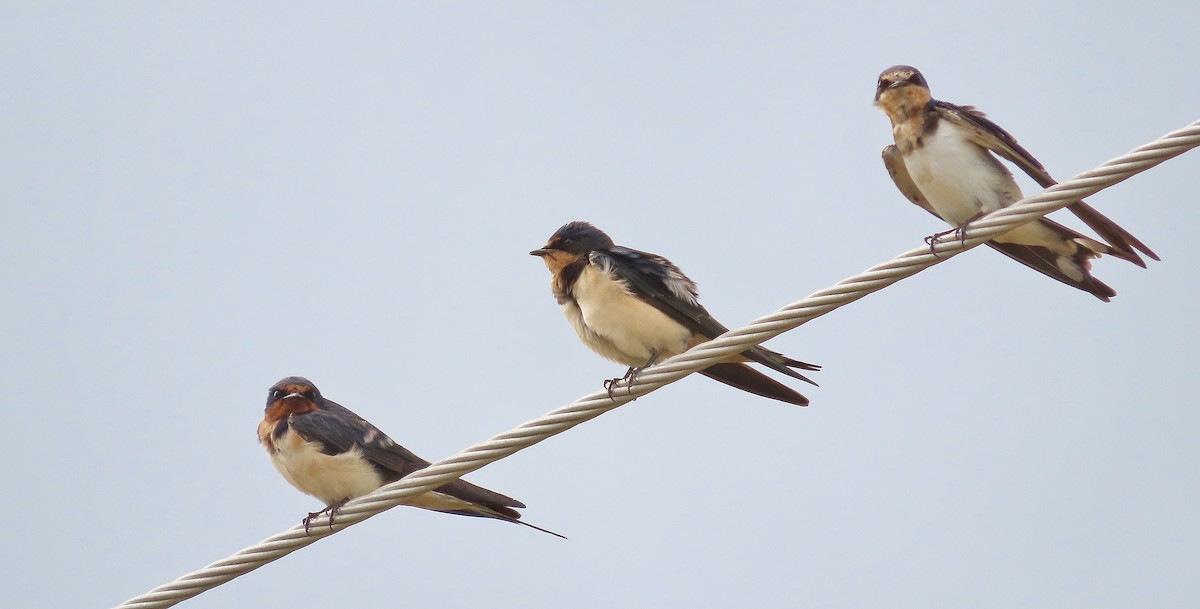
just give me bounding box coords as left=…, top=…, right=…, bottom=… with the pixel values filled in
left=271, top=429, right=384, bottom=506
left=567, top=265, right=692, bottom=366
left=906, top=129, right=1021, bottom=227
left=907, top=129, right=1072, bottom=249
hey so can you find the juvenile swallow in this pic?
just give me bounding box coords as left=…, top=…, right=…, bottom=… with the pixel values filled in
left=530, top=221, right=819, bottom=406
left=258, top=376, right=563, bottom=537
left=874, top=65, right=1158, bottom=301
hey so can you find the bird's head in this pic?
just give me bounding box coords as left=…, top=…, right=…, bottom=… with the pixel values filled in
left=265, top=376, right=321, bottom=412
left=874, top=65, right=931, bottom=119
left=530, top=221, right=615, bottom=273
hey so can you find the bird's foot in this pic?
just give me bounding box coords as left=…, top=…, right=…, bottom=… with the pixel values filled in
left=303, top=498, right=349, bottom=535
left=604, top=366, right=640, bottom=401
left=926, top=215, right=982, bottom=255
left=924, top=228, right=958, bottom=257
left=604, top=354, right=659, bottom=402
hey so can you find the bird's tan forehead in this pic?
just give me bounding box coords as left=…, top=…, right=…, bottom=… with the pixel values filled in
left=882, top=68, right=916, bottom=82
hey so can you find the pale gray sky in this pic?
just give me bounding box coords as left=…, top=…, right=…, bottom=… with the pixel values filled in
left=3, top=3, right=1197, bottom=608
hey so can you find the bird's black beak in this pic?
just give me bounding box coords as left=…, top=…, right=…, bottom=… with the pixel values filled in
left=873, top=79, right=902, bottom=101
left=530, top=248, right=551, bottom=257
left=284, top=392, right=303, bottom=400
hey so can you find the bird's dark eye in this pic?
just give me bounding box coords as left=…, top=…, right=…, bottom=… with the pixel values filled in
left=302, top=390, right=316, bottom=400
left=561, top=238, right=574, bottom=247
left=270, top=389, right=282, bottom=400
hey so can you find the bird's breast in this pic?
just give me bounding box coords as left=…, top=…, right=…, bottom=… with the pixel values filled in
left=567, top=265, right=693, bottom=365
left=905, top=126, right=1021, bottom=226
left=267, top=426, right=385, bottom=506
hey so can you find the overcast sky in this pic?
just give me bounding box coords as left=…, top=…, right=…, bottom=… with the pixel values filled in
left=3, top=3, right=1198, bottom=609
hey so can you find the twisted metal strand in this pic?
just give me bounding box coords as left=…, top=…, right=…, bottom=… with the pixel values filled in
left=114, top=119, right=1199, bottom=609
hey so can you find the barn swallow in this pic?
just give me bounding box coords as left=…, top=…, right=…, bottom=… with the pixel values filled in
left=258, top=376, right=563, bottom=537
left=530, top=221, right=819, bottom=406
left=874, top=65, right=1158, bottom=301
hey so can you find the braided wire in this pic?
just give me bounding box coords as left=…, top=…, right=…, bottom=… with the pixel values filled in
left=113, top=119, right=1200, bottom=609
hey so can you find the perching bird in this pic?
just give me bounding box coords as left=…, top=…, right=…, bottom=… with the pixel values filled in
left=531, top=221, right=819, bottom=406
left=258, top=376, right=562, bottom=537
left=874, top=64, right=1157, bottom=301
